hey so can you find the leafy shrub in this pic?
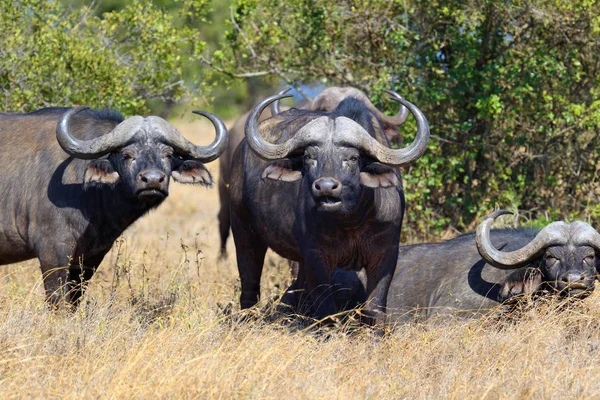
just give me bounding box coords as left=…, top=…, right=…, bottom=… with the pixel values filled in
left=211, top=0, right=600, bottom=237
left=0, top=0, right=209, bottom=115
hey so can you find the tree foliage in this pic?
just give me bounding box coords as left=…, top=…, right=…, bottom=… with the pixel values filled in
left=0, top=0, right=209, bottom=115
left=213, top=0, right=600, bottom=237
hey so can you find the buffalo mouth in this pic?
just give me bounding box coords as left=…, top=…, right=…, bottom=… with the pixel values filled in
left=315, top=195, right=343, bottom=210
left=558, top=282, right=593, bottom=298
left=136, top=188, right=168, bottom=202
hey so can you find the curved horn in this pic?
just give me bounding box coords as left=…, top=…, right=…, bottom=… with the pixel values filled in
left=269, top=88, right=291, bottom=116
left=246, top=90, right=429, bottom=165
left=310, top=87, right=408, bottom=126
left=360, top=90, right=429, bottom=166
left=570, top=221, right=600, bottom=251
left=146, top=111, right=228, bottom=163
left=244, top=89, right=295, bottom=160
left=476, top=209, right=568, bottom=270
left=374, top=93, right=409, bottom=126
left=56, top=106, right=142, bottom=160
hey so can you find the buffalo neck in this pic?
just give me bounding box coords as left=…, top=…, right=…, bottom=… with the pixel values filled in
left=48, top=158, right=162, bottom=241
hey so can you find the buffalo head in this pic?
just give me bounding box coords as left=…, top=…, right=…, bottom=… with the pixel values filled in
left=245, top=90, right=429, bottom=215
left=477, top=210, right=600, bottom=298
left=270, top=86, right=409, bottom=143
left=56, top=107, right=228, bottom=207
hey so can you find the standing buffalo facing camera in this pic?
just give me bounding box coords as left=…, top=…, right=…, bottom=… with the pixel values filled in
left=327, top=210, right=600, bottom=322
left=229, top=90, right=429, bottom=324
left=217, top=86, right=408, bottom=258
left=0, top=106, right=228, bottom=307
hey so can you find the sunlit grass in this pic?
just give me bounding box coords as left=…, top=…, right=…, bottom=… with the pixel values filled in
left=1, top=120, right=600, bottom=398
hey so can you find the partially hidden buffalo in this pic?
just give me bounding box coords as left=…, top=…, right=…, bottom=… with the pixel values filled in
left=0, top=106, right=227, bottom=306
left=229, top=90, right=429, bottom=324
left=218, top=86, right=409, bottom=258
left=327, top=210, right=600, bottom=322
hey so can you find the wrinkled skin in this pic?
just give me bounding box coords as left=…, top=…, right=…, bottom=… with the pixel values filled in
left=218, top=87, right=403, bottom=258
left=325, top=229, right=599, bottom=323
left=230, top=99, right=404, bottom=325
left=0, top=108, right=213, bottom=307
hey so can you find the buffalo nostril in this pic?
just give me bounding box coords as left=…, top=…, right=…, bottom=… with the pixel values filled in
left=563, top=273, right=584, bottom=283
left=138, top=170, right=166, bottom=185
left=313, top=177, right=342, bottom=195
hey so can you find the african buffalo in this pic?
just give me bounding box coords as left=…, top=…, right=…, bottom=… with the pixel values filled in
left=325, top=210, right=600, bottom=322
left=229, top=90, right=429, bottom=324
left=0, top=106, right=227, bottom=306
left=217, top=86, right=408, bottom=258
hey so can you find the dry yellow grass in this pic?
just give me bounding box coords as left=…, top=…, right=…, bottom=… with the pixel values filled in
left=2, top=119, right=600, bottom=399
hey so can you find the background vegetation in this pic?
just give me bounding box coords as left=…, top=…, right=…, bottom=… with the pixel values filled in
left=214, top=0, right=600, bottom=238
left=4, top=0, right=598, bottom=236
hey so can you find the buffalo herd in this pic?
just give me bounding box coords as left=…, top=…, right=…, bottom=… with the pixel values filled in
left=1, top=86, right=599, bottom=328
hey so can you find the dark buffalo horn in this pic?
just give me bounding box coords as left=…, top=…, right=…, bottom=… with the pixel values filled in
left=189, top=110, right=229, bottom=162
left=375, top=93, right=409, bottom=125
left=56, top=106, right=143, bottom=160
left=244, top=89, right=295, bottom=160
left=361, top=90, right=429, bottom=166
left=269, top=88, right=291, bottom=116
left=144, top=111, right=228, bottom=163
left=147, top=111, right=228, bottom=162
left=570, top=221, right=600, bottom=251
left=476, top=209, right=568, bottom=270
left=246, top=90, right=429, bottom=165
left=310, top=87, right=408, bottom=125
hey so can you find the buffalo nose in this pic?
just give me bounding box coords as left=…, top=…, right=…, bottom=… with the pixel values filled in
left=137, top=169, right=166, bottom=185
left=312, top=177, right=342, bottom=197
left=562, top=272, right=584, bottom=284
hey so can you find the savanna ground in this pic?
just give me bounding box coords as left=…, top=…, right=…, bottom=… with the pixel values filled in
left=2, top=120, right=600, bottom=399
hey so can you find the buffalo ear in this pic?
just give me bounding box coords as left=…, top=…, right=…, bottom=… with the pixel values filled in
left=172, top=160, right=213, bottom=186
left=360, top=163, right=400, bottom=188
left=497, top=268, right=543, bottom=303
left=84, top=159, right=120, bottom=186
left=261, top=163, right=302, bottom=182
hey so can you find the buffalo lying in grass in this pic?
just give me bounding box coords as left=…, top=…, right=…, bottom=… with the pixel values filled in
left=296, top=210, right=600, bottom=322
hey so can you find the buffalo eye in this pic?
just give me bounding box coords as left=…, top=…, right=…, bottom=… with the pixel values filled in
left=348, top=155, right=359, bottom=163
left=122, top=151, right=135, bottom=161
left=545, top=255, right=558, bottom=265
left=584, top=255, right=595, bottom=265
left=303, top=153, right=316, bottom=166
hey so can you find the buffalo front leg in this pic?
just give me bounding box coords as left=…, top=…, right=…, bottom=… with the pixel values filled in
left=280, top=262, right=308, bottom=313
left=66, top=253, right=106, bottom=307
left=231, top=215, right=268, bottom=309
left=39, top=258, right=70, bottom=309
left=39, top=250, right=104, bottom=309
left=363, top=249, right=398, bottom=326
left=217, top=179, right=231, bottom=259
left=302, top=252, right=337, bottom=321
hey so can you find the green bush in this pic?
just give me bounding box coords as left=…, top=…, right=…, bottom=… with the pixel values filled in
left=0, top=0, right=209, bottom=115
left=211, top=0, right=600, bottom=237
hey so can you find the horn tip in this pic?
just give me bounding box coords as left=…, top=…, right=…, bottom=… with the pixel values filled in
left=384, top=90, right=404, bottom=101
left=485, top=209, right=513, bottom=220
